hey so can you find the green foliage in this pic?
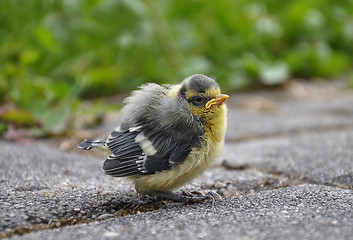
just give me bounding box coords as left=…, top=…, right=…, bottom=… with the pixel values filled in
left=0, top=0, right=352, bottom=136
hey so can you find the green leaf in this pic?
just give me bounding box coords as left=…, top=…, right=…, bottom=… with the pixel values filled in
left=0, top=108, right=36, bottom=127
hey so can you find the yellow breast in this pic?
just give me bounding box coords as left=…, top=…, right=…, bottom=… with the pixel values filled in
left=131, top=105, right=227, bottom=194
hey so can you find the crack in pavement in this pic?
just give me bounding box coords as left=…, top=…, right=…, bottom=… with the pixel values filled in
left=0, top=198, right=169, bottom=239
left=220, top=159, right=353, bottom=192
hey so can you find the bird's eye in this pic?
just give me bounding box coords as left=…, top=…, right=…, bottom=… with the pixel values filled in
left=190, top=96, right=205, bottom=106
left=193, top=97, right=203, bottom=103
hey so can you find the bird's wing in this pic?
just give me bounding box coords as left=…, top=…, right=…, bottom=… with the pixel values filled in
left=102, top=124, right=202, bottom=177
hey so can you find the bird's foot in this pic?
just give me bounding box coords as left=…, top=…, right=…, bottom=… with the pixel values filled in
left=147, top=190, right=222, bottom=204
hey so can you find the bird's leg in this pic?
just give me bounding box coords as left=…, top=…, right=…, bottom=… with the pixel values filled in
left=147, top=191, right=221, bottom=203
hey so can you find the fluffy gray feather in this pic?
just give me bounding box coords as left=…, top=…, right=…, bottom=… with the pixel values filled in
left=118, top=83, right=196, bottom=130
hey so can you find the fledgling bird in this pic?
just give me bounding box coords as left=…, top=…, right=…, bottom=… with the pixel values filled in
left=78, top=74, right=228, bottom=202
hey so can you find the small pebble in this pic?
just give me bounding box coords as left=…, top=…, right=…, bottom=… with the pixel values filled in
left=214, top=181, right=227, bottom=189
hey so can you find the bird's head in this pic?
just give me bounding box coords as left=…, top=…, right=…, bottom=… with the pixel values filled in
left=178, top=74, right=228, bottom=121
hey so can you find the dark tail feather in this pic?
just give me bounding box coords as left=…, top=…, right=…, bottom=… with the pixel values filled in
left=77, top=139, right=105, bottom=150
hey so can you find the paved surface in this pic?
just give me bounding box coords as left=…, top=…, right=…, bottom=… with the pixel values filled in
left=1, top=81, right=353, bottom=239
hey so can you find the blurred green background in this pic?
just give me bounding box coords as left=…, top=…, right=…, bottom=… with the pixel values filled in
left=1, top=0, right=353, bottom=139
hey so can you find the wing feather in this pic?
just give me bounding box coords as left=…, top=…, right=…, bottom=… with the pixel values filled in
left=102, top=121, right=203, bottom=177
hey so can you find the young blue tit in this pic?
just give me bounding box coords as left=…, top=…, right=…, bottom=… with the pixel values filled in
left=78, top=74, right=228, bottom=202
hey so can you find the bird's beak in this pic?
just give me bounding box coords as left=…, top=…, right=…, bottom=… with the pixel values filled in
left=205, top=94, right=229, bottom=109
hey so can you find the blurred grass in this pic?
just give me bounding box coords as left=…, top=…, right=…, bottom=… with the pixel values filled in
left=0, top=0, right=353, bottom=138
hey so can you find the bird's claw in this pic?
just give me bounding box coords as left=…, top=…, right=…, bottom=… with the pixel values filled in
left=182, top=190, right=205, bottom=197
left=191, top=190, right=205, bottom=197
left=203, top=191, right=222, bottom=203
left=182, top=190, right=222, bottom=203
